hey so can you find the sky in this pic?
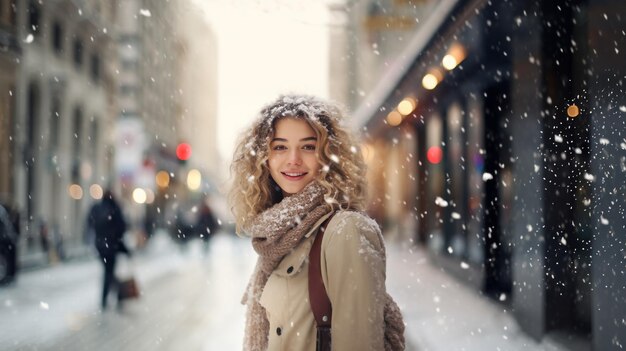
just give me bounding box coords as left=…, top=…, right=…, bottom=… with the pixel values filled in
left=192, top=0, right=332, bottom=168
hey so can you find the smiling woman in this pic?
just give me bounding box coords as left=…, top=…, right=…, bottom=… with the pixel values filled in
left=228, top=94, right=405, bottom=350
left=268, top=118, right=321, bottom=195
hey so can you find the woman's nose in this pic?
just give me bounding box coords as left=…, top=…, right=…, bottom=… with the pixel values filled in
left=287, top=149, right=302, bottom=165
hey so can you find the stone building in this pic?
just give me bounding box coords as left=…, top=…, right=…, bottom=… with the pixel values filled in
left=0, top=0, right=19, bottom=201
left=13, top=0, right=117, bottom=258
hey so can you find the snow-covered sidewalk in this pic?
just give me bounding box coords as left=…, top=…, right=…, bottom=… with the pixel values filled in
left=386, top=243, right=570, bottom=351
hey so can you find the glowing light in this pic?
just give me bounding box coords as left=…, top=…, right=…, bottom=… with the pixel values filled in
left=442, top=43, right=466, bottom=70
left=187, top=169, right=202, bottom=191
left=567, top=104, right=580, bottom=118
left=422, top=73, right=439, bottom=90
left=89, top=184, right=103, bottom=199
left=176, top=143, right=192, bottom=161
left=132, top=188, right=147, bottom=204
left=156, top=171, right=170, bottom=188
left=427, top=146, right=443, bottom=164
left=386, top=111, right=403, bottom=126
left=397, top=98, right=417, bottom=116
left=68, top=184, right=83, bottom=200
left=442, top=54, right=458, bottom=70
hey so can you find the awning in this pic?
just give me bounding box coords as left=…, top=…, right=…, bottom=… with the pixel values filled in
left=352, top=0, right=481, bottom=131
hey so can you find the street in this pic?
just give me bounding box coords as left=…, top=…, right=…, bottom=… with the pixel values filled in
left=1, top=228, right=572, bottom=351
left=0, top=231, right=255, bottom=351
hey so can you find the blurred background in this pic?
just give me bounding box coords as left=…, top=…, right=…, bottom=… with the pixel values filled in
left=0, top=0, right=624, bottom=350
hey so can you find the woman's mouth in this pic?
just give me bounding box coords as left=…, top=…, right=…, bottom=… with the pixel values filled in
left=281, top=171, right=307, bottom=181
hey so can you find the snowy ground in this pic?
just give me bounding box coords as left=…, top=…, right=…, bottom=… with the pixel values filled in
left=0, top=230, right=574, bottom=351
left=0, top=231, right=255, bottom=351
left=386, top=244, right=571, bottom=351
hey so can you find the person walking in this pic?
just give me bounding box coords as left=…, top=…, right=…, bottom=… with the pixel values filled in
left=87, top=190, right=130, bottom=310
left=196, top=198, right=218, bottom=251
left=229, top=94, right=405, bottom=350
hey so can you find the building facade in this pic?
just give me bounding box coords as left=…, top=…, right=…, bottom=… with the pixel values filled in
left=12, top=0, right=117, bottom=260
left=0, top=0, right=19, bottom=201
left=338, top=0, right=625, bottom=349
left=6, top=0, right=215, bottom=266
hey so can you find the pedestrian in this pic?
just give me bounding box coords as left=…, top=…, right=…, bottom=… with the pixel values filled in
left=229, top=94, right=405, bottom=350
left=196, top=198, right=218, bottom=242
left=87, top=189, right=131, bottom=310
left=38, top=220, right=50, bottom=260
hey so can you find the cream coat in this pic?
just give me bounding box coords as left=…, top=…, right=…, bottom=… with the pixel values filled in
left=259, top=210, right=387, bottom=350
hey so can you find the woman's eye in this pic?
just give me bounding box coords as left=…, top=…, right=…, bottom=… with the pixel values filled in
left=302, top=144, right=316, bottom=151
left=272, top=145, right=286, bottom=151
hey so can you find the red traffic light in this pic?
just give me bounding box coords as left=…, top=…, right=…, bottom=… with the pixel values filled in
left=427, top=146, right=442, bottom=164
left=176, top=143, right=192, bottom=161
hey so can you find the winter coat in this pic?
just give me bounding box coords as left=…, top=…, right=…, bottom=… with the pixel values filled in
left=88, top=198, right=127, bottom=256
left=259, top=210, right=387, bottom=350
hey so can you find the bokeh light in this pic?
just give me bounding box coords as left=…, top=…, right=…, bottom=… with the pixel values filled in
left=567, top=104, right=580, bottom=118
left=422, top=73, right=439, bottom=90
left=132, top=188, right=147, bottom=204
left=386, top=111, right=403, bottom=126
left=187, top=169, right=202, bottom=190
left=397, top=97, right=417, bottom=116
left=156, top=170, right=170, bottom=188
left=68, top=184, right=83, bottom=200
left=427, top=146, right=443, bottom=164
left=89, top=184, right=103, bottom=199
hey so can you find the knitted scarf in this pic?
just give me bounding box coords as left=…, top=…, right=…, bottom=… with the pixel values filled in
left=241, top=181, right=406, bottom=350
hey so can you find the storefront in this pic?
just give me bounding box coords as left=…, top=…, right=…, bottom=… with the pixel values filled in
left=353, top=0, right=625, bottom=348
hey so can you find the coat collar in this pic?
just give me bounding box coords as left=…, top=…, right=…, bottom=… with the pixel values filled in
left=304, top=211, right=334, bottom=238
left=273, top=211, right=334, bottom=277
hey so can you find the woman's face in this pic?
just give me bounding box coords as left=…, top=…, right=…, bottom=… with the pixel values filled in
left=268, top=117, right=321, bottom=195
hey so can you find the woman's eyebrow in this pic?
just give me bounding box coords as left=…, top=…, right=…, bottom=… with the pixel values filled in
left=271, top=136, right=317, bottom=142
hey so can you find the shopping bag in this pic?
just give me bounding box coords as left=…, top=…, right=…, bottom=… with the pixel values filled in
left=118, top=277, right=140, bottom=300
left=115, top=254, right=140, bottom=300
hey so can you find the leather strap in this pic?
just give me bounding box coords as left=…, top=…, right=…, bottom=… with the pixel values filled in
left=309, top=214, right=334, bottom=332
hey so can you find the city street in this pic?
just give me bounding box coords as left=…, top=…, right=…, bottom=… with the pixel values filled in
left=0, top=229, right=572, bottom=351
left=0, top=231, right=255, bottom=351
left=2, top=1, right=624, bottom=348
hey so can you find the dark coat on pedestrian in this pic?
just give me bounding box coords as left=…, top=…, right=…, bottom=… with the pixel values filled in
left=87, top=191, right=130, bottom=309
left=197, top=203, right=218, bottom=240
left=88, top=194, right=128, bottom=256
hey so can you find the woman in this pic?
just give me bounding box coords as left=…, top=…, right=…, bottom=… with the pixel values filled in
left=230, top=94, right=405, bottom=350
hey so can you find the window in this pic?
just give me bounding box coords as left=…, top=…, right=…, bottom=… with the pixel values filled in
left=52, top=21, right=63, bottom=53
left=90, top=53, right=100, bottom=82
left=28, top=0, right=40, bottom=35
left=73, top=38, right=83, bottom=67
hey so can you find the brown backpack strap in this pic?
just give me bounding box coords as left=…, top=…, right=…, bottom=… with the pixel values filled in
left=309, top=213, right=334, bottom=350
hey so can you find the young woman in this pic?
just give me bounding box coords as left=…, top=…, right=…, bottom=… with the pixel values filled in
left=230, top=94, right=405, bottom=350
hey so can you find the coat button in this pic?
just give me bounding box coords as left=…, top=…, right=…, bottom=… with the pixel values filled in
left=276, top=327, right=282, bottom=336
left=287, top=266, right=294, bottom=274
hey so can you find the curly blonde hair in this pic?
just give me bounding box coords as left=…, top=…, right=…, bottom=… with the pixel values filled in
left=229, top=94, right=367, bottom=234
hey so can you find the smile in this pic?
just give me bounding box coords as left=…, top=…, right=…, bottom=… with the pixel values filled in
left=281, top=172, right=307, bottom=180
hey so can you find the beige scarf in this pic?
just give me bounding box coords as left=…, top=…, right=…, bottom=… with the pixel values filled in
left=241, top=182, right=405, bottom=350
